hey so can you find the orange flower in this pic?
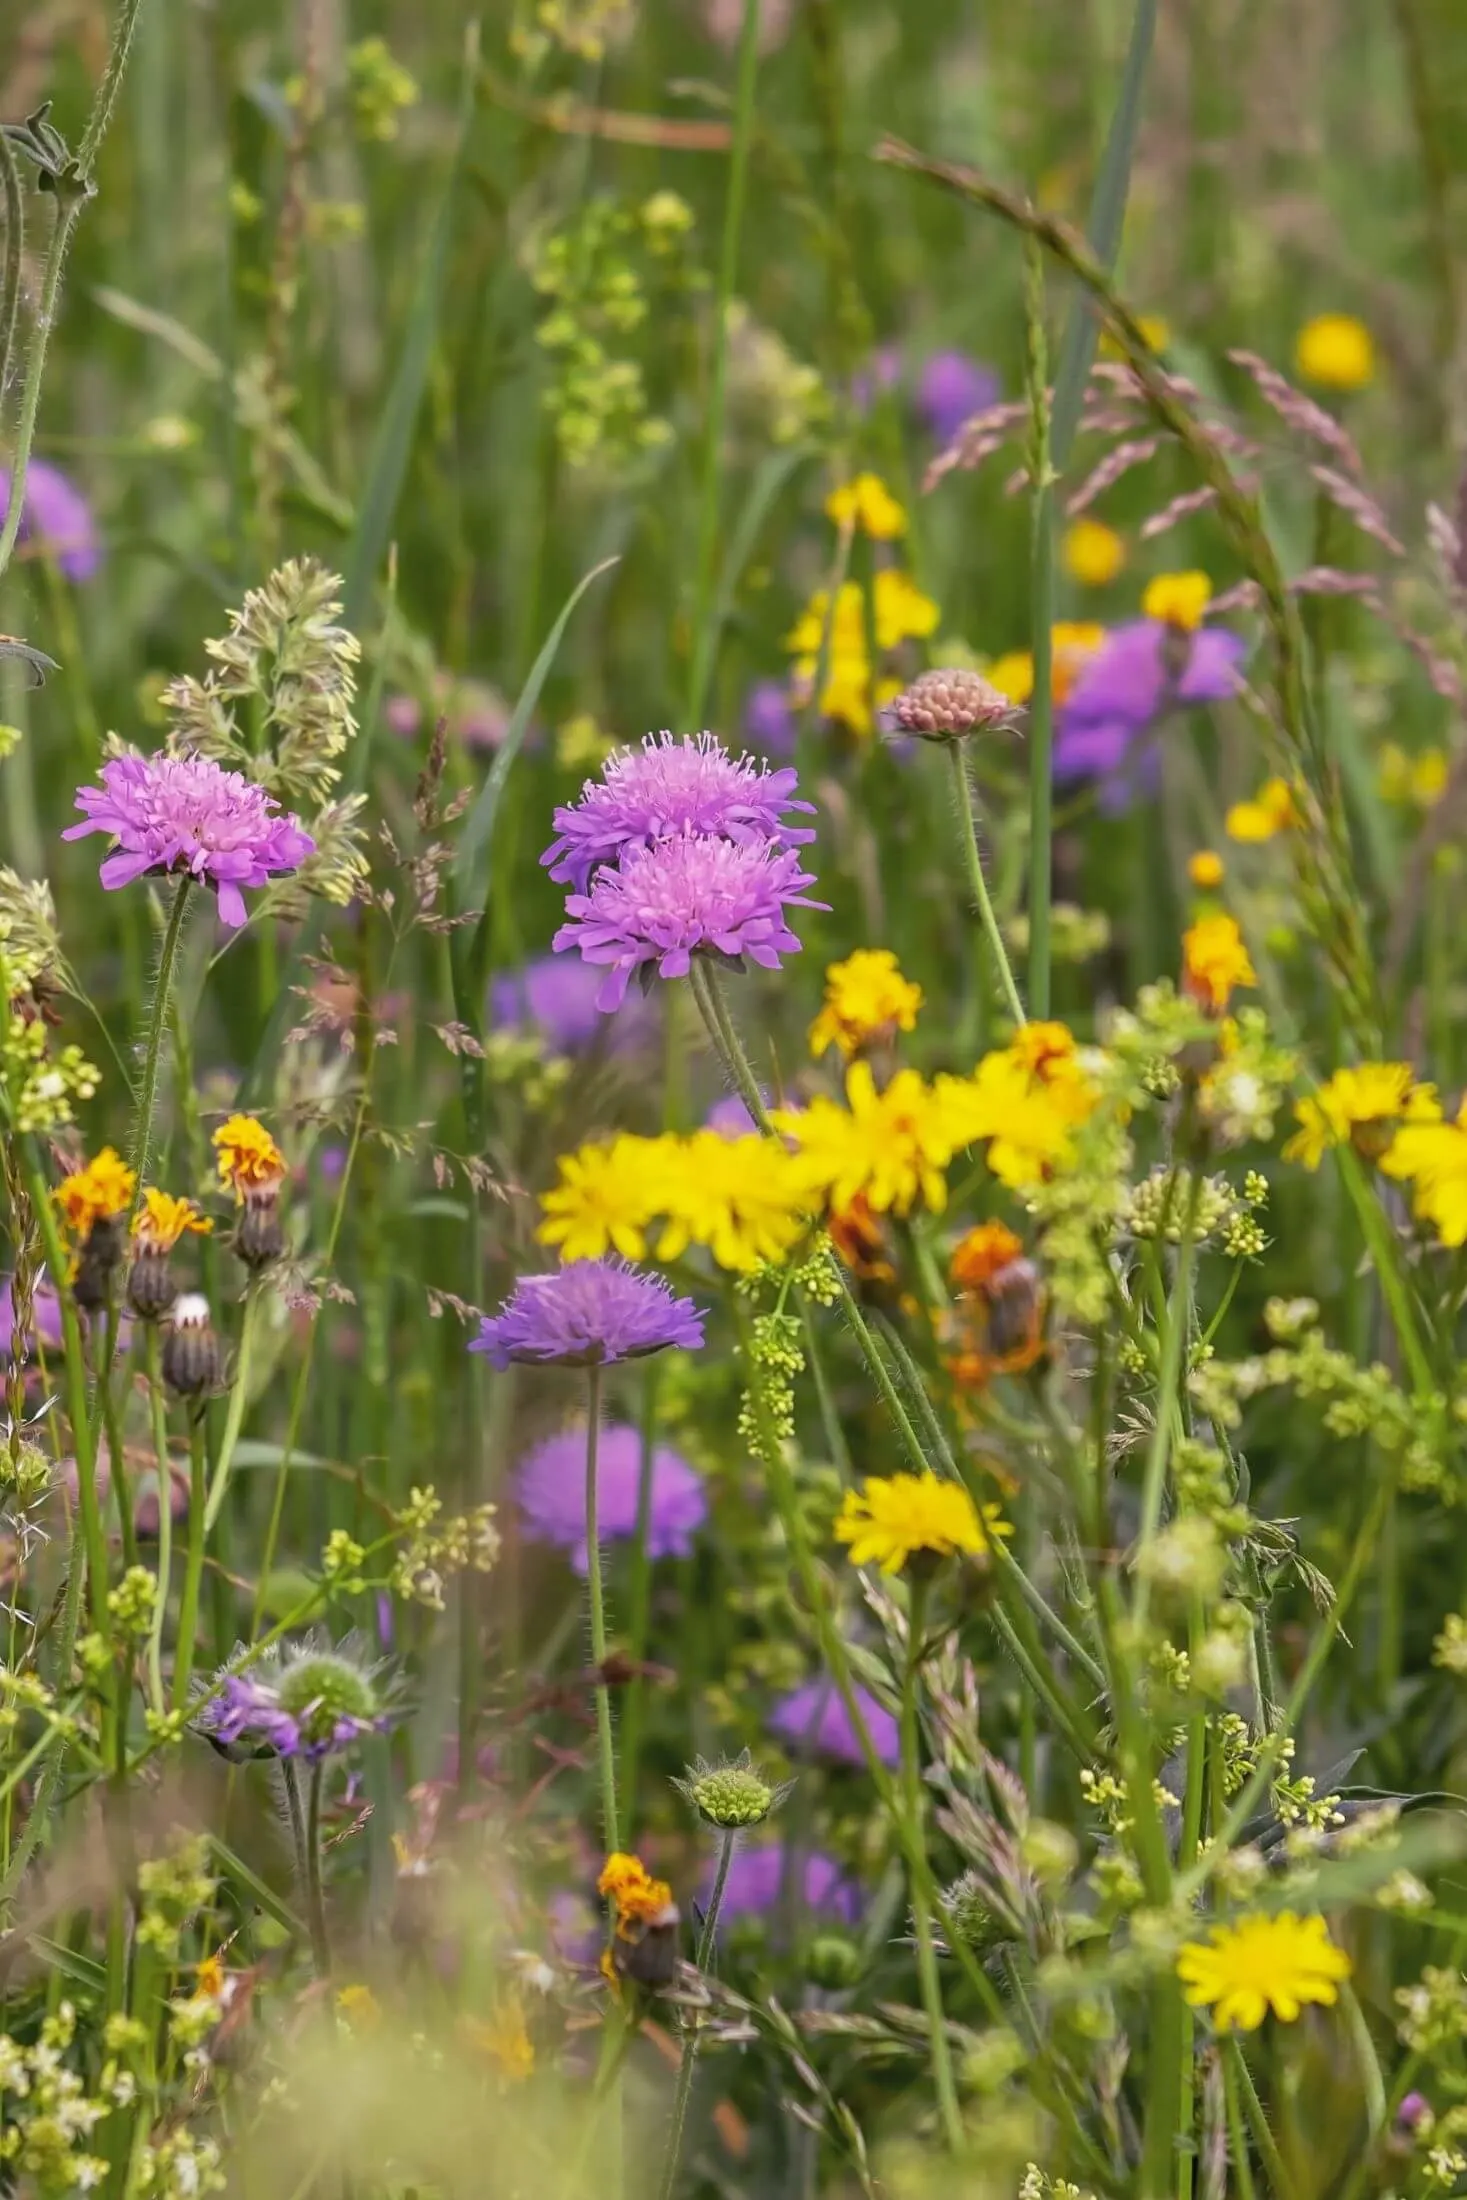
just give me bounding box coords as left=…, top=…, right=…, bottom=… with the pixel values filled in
left=133, top=1189, right=212, bottom=1254
left=1182, top=914, right=1255, bottom=1015
left=54, top=1149, right=136, bottom=1240
left=213, top=1114, right=286, bottom=1201
left=949, top=1221, right=1024, bottom=1293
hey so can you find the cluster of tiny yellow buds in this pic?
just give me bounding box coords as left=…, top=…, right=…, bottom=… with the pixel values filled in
left=735, top=1236, right=841, bottom=1306
left=136, top=1838, right=215, bottom=1955
left=1, top=1438, right=50, bottom=1507
left=167, top=1988, right=224, bottom=2051
left=676, top=1750, right=785, bottom=1829
left=390, top=1485, right=500, bottom=1608
left=322, top=1529, right=367, bottom=1594
left=1090, top=1850, right=1145, bottom=1915
left=5, top=1016, right=100, bottom=1133
left=107, top=1567, right=159, bottom=1637
left=78, top=1632, right=113, bottom=1688
left=0, top=1665, right=59, bottom=1738
left=0, top=2004, right=111, bottom=2194
left=346, top=35, right=419, bottom=139
left=1434, top=1613, right=1467, bottom=1675
left=1273, top=1766, right=1344, bottom=1832
left=104, top=2014, right=147, bottom=2057
left=134, top=2133, right=226, bottom=2200
left=1125, top=1166, right=1235, bottom=1243
left=143, top=1706, right=185, bottom=1747
left=737, top=1311, right=803, bottom=1462
left=1117, top=1335, right=1149, bottom=1377
left=1134, top=1516, right=1228, bottom=1607
left=1397, top=1966, right=1467, bottom=2056
left=1079, top=1768, right=1133, bottom=1835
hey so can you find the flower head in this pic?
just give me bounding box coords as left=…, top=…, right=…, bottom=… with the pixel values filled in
left=884, top=667, right=1021, bottom=744
left=1295, top=313, right=1375, bottom=391
left=542, top=732, right=815, bottom=891
left=64, top=753, right=315, bottom=929
left=778, top=1062, right=972, bottom=1218
left=809, top=949, right=923, bottom=1060
left=712, top=1844, right=861, bottom=1927
left=132, top=1190, right=212, bottom=1254
left=200, top=1639, right=387, bottom=1762
left=213, top=1114, right=286, bottom=1200
left=954, top=1027, right=1100, bottom=1189
left=916, top=351, right=999, bottom=444
left=1284, top=1064, right=1440, bottom=1170
left=824, top=472, right=907, bottom=540
left=743, top=678, right=797, bottom=757
left=950, top=1220, right=1026, bottom=1292
left=1382, top=1097, right=1467, bottom=1245
left=654, top=1130, right=815, bottom=1271
left=834, top=1470, right=1009, bottom=1574
left=490, top=954, right=657, bottom=1054
left=553, top=832, right=824, bottom=1011
left=54, top=1148, right=136, bottom=1240
left=1063, top=519, right=1126, bottom=588
left=1189, top=850, right=1225, bottom=889
left=1055, top=619, right=1245, bottom=803
left=1141, top=570, right=1212, bottom=632
left=0, top=458, right=101, bottom=581
left=771, top=1678, right=900, bottom=1768
left=1176, top=1911, right=1351, bottom=2030
left=536, top=1136, right=663, bottom=1263
left=1182, top=914, right=1256, bottom=1015
left=599, top=1851, right=674, bottom=1929
left=514, top=1420, right=706, bottom=1570
left=471, top=1260, right=705, bottom=1368
left=1227, top=778, right=1300, bottom=843
left=676, top=1749, right=786, bottom=1828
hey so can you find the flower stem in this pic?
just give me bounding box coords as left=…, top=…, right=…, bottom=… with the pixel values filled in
left=143, top=1329, right=172, bottom=1715
left=945, top=742, right=1026, bottom=1029
left=902, top=1576, right=964, bottom=2152
left=126, top=878, right=191, bottom=1207
left=584, top=1361, right=620, bottom=1853
left=1132, top=1172, right=1203, bottom=1632
left=20, top=1141, right=109, bottom=1635
left=1229, top=2039, right=1299, bottom=2200
left=656, top=1828, right=737, bottom=2200
left=171, top=1413, right=208, bottom=1711
left=204, top=1283, right=259, bottom=1533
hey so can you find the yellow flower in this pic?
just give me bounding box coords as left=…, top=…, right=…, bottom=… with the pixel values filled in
left=1142, top=570, right=1212, bottom=632
left=598, top=1850, right=673, bottom=1924
left=1295, top=313, right=1375, bottom=392
left=654, top=1131, right=814, bottom=1272
left=1382, top=1098, right=1467, bottom=1246
left=1226, top=778, right=1300, bottom=843
left=195, top=1952, right=227, bottom=2002
left=809, top=949, right=923, bottom=1059
left=537, top=1135, right=661, bottom=1262
left=213, top=1115, right=286, bottom=1201
left=1283, top=1064, right=1440, bottom=1170
left=54, top=1148, right=137, bottom=1240
left=336, top=1982, right=382, bottom=2030
left=951, top=1025, right=1101, bottom=1190
left=1062, top=519, right=1126, bottom=588
left=985, top=624, right=1105, bottom=708
left=1101, top=313, right=1170, bottom=359
left=465, top=1998, right=534, bottom=2084
left=1188, top=850, right=1225, bottom=890
left=785, top=581, right=865, bottom=661
left=873, top=568, right=940, bottom=650
left=1181, top=914, right=1255, bottom=1014
left=1176, top=1911, right=1351, bottom=2031
left=1379, top=742, right=1449, bottom=809
left=834, top=1470, right=1008, bottom=1574
left=825, top=472, right=908, bottom=540
left=778, top=1062, right=969, bottom=1218
left=132, top=1189, right=212, bottom=1254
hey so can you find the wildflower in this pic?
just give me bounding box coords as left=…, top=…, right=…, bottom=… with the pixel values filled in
left=873, top=569, right=940, bottom=649
left=542, top=732, right=815, bottom=891
left=64, top=753, right=315, bottom=929
left=956, top=1026, right=1101, bottom=1188
left=161, top=1294, right=221, bottom=1396
left=54, top=1149, right=135, bottom=1241
left=513, top=1420, right=706, bottom=1571
left=948, top=1236, right=1046, bottom=1386
left=1379, top=742, right=1448, bottom=809
left=834, top=1470, right=1009, bottom=1574
left=336, top=1983, right=382, bottom=2030
left=200, top=1638, right=387, bottom=1761
left=0, top=457, right=101, bottom=580
left=1382, top=1098, right=1467, bottom=1245
left=916, top=351, right=999, bottom=444
left=1062, top=519, right=1126, bottom=588
left=656, top=1131, right=815, bottom=1270
left=1176, top=1911, right=1351, bottom=2030
left=778, top=1063, right=969, bottom=1217
left=1141, top=570, right=1213, bottom=632
left=824, top=472, right=907, bottom=539
left=809, top=949, right=923, bottom=1059
left=771, top=1679, right=900, bottom=1768
left=128, top=1192, right=211, bottom=1322
left=1189, top=850, right=1225, bottom=889
left=1100, top=313, right=1170, bottom=358
left=490, top=954, right=657, bottom=1054
left=710, top=1844, right=861, bottom=1927
left=471, top=1259, right=705, bottom=1367
left=598, top=1851, right=667, bottom=1916
left=1054, top=598, right=1245, bottom=803
left=949, top=1220, right=1026, bottom=1292
left=1227, top=778, right=1300, bottom=842
left=987, top=622, right=1106, bottom=708
left=828, top=1192, right=900, bottom=1299
left=1182, top=914, right=1256, bottom=1015
left=465, top=1998, right=534, bottom=2083
left=1284, top=1064, right=1440, bottom=1169
left=744, top=677, right=797, bottom=756
left=553, top=832, right=824, bottom=1011
left=213, top=1114, right=288, bottom=1268
left=536, top=1136, right=662, bottom=1262
left=884, top=667, right=1021, bottom=744
left=785, top=580, right=865, bottom=663
left=675, top=1749, right=787, bottom=1828
left=1295, top=313, right=1375, bottom=391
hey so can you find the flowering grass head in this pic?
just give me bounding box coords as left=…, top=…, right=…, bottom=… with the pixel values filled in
left=542, top=731, right=815, bottom=891
left=64, top=752, right=315, bottom=928
left=809, top=949, right=923, bottom=1060
left=514, top=1420, right=705, bottom=1570
left=834, top=1470, right=1009, bottom=1575
left=471, top=1259, right=705, bottom=1367
left=1176, top=1911, right=1351, bottom=2030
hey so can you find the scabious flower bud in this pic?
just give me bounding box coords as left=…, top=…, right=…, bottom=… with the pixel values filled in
left=675, top=1748, right=788, bottom=1829
left=942, top=1869, right=1006, bottom=1952
left=161, top=1295, right=221, bottom=1397
left=1019, top=1819, right=1078, bottom=1889
left=805, top=1933, right=863, bottom=1991
left=885, top=666, right=1022, bottom=743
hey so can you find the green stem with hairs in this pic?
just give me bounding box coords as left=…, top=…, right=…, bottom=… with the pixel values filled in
left=171, top=1414, right=208, bottom=1711
left=946, top=742, right=1026, bottom=1028
left=1023, top=235, right=1056, bottom=1021
left=1229, top=2040, right=1299, bottom=2200
left=127, top=880, right=191, bottom=1205
left=1132, top=1172, right=1203, bottom=1631
left=902, top=1576, right=964, bottom=2151
left=656, top=1828, right=737, bottom=2200
left=143, top=1329, right=172, bottom=1714
left=584, top=1362, right=619, bottom=1852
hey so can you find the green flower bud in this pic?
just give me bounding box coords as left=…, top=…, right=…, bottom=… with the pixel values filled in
left=1019, top=1819, right=1078, bottom=1889
left=942, top=1869, right=1008, bottom=1953
left=675, top=1750, right=788, bottom=1830
left=805, top=1933, right=863, bottom=1991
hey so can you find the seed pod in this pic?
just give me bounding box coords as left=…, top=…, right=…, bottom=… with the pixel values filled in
left=127, top=1248, right=176, bottom=1322
left=236, top=1190, right=285, bottom=1271
left=612, top=1901, right=681, bottom=1991
left=72, top=1215, right=124, bottom=1312
left=162, top=1293, right=221, bottom=1397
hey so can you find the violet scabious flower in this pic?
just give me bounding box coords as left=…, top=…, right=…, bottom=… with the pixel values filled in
left=199, top=1643, right=388, bottom=1763
left=711, top=1844, right=862, bottom=1927
left=851, top=344, right=903, bottom=415
left=771, top=1679, right=900, bottom=1769
left=705, top=1092, right=760, bottom=1137
left=515, top=1420, right=707, bottom=1572
left=743, top=678, right=798, bottom=757
left=543, top=731, right=815, bottom=891
left=1054, top=621, right=1247, bottom=809
left=471, top=1260, right=705, bottom=1369
left=0, top=458, right=101, bottom=581
left=917, top=352, right=1001, bottom=445
left=63, top=752, right=315, bottom=928
left=489, top=953, right=658, bottom=1054
left=553, top=832, right=825, bottom=1012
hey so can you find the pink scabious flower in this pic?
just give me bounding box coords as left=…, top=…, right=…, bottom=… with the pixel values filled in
left=63, top=752, right=315, bottom=927
left=471, top=1259, right=705, bottom=1368
left=543, top=731, right=815, bottom=891
left=515, top=1420, right=707, bottom=1571
left=553, top=831, right=825, bottom=1011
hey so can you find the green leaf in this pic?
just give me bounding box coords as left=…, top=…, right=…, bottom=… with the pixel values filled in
left=206, top=1834, right=305, bottom=1939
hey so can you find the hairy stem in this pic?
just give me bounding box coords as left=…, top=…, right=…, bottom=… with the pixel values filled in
left=584, top=1362, right=619, bottom=1852
left=656, top=1829, right=737, bottom=2200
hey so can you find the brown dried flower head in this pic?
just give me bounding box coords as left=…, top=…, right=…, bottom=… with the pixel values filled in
left=885, top=667, right=1023, bottom=743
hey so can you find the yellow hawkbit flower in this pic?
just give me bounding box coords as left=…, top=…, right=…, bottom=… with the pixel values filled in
left=952, top=1024, right=1101, bottom=1190
left=873, top=569, right=940, bottom=650
left=1284, top=1064, right=1440, bottom=1171
left=536, top=1135, right=661, bottom=1263
left=778, top=1062, right=972, bottom=1218
left=213, top=1114, right=286, bottom=1201
left=1382, top=1097, right=1467, bottom=1246
left=824, top=472, right=907, bottom=540
left=1176, top=1911, right=1351, bottom=2030
left=655, top=1131, right=814, bottom=1273
left=834, top=1470, right=1009, bottom=1575
left=132, top=1189, right=212, bottom=1254
left=1189, top=850, right=1225, bottom=890
left=1226, top=778, right=1300, bottom=843
left=1062, top=518, right=1126, bottom=588
left=809, top=948, right=923, bottom=1060
left=1142, top=570, right=1212, bottom=632
left=336, top=1982, right=382, bottom=2030
left=1182, top=914, right=1255, bottom=1015
left=54, top=1149, right=136, bottom=1240
left=1295, top=313, right=1375, bottom=392
left=1379, top=742, right=1449, bottom=809
left=597, top=1850, right=673, bottom=1925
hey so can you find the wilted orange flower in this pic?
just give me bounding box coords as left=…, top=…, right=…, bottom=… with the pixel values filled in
left=132, top=1189, right=212, bottom=1253
left=54, top=1148, right=136, bottom=1239
left=949, top=1221, right=1024, bottom=1293
left=213, top=1114, right=286, bottom=1200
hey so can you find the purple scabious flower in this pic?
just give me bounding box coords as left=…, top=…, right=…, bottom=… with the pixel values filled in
left=0, top=1274, right=64, bottom=1359
left=771, top=1679, right=900, bottom=1769
left=0, top=458, right=101, bottom=581
left=711, top=1844, right=862, bottom=1927
left=543, top=732, right=815, bottom=892
left=851, top=344, right=903, bottom=415
left=705, top=1092, right=760, bottom=1137
left=199, top=1642, right=387, bottom=1762
left=489, top=953, right=658, bottom=1054
left=515, top=1420, right=707, bottom=1571
left=63, top=752, right=315, bottom=928
left=471, top=1260, right=705, bottom=1369
left=917, top=352, right=1001, bottom=445
left=1054, top=621, right=1246, bottom=807
left=553, top=832, right=825, bottom=1012
left=743, top=679, right=798, bottom=758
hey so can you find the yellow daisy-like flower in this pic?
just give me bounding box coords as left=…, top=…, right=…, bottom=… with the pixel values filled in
left=1142, top=570, right=1212, bottom=633
left=1283, top=1063, right=1440, bottom=1171
left=213, top=1114, right=286, bottom=1201
left=1382, top=1097, right=1467, bottom=1246
left=785, top=581, right=865, bottom=662
left=778, top=1062, right=969, bottom=1218
left=1176, top=1911, right=1351, bottom=2031
left=132, top=1189, right=213, bottom=1254
left=537, top=1134, right=663, bottom=1262
left=986, top=624, right=1106, bottom=709
left=951, top=1024, right=1101, bottom=1191
left=1189, top=850, right=1225, bottom=890
left=597, top=1850, right=673, bottom=1924
left=54, top=1148, right=137, bottom=1240
left=809, top=948, right=923, bottom=1060
left=1379, top=742, right=1449, bottom=810
left=834, top=1470, right=1008, bottom=1574
left=655, top=1131, right=814, bottom=1272
left=1226, top=777, right=1300, bottom=843
left=1295, top=313, right=1375, bottom=392
left=825, top=472, right=908, bottom=541
left=465, top=1998, right=535, bottom=2084
left=1182, top=914, right=1255, bottom=1015
left=873, top=568, right=940, bottom=650
left=1062, top=518, right=1126, bottom=588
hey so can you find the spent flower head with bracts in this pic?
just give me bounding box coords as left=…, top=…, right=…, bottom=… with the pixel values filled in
left=161, top=1294, right=221, bottom=1397
left=63, top=752, right=315, bottom=929
left=128, top=1191, right=213, bottom=1321
left=513, top=1420, right=706, bottom=1571
left=198, top=1637, right=389, bottom=1762
left=674, top=1749, right=790, bottom=1829
left=471, top=1259, right=705, bottom=1368
left=543, top=730, right=815, bottom=891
